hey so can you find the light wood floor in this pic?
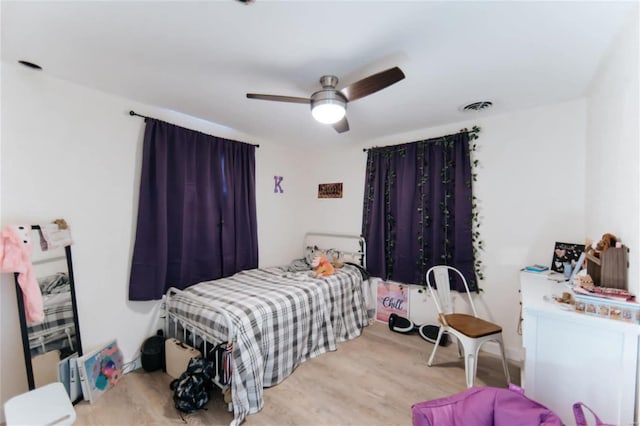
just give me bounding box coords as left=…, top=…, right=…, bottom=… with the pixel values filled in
left=74, top=321, right=519, bottom=425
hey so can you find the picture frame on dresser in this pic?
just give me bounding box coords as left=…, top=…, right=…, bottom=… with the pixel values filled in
left=550, top=242, right=585, bottom=274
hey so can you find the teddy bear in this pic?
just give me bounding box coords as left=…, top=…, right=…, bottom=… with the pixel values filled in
left=54, top=218, right=68, bottom=229
left=588, top=233, right=618, bottom=258
left=311, top=255, right=335, bottom=277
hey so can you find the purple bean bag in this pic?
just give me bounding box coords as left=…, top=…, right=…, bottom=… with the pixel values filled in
left=412, top=386, right=564, bottom=426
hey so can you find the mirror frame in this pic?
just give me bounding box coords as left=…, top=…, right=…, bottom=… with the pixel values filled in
left=14, top=225, right=83, bottom=402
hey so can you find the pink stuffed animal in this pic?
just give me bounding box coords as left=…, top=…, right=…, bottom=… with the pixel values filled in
left=311, top=255, right=335, bottom=277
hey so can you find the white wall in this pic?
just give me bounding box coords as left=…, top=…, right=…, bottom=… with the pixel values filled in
left=255, top=144, right=314, bottom=268
left=0, top=63, right=307, bottom=414
left=584, top=11, right=639, bottom=422
left=301, top=99, right=588, bottom=361
left=585, top=8, right=639, bottom=296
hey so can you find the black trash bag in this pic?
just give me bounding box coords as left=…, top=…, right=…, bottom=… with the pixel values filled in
left=141, top=330, right=166, bottom=372
left=169, top=357, right=215, bottom=413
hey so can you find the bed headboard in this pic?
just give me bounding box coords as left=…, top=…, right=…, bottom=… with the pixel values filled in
left=303, top=233, right=366, bottom=268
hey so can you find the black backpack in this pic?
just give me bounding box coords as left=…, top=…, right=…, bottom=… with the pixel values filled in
left=169, top=357, right=215, bottom=413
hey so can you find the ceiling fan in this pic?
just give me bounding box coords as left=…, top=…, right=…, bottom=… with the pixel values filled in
left=246, top=66, right=405, bottom=133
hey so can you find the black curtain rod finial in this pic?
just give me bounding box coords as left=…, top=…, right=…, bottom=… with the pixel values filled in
left=129, top=110, right=149, bottom=121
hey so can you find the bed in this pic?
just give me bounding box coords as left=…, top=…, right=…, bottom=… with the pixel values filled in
left=28, top=272, right=77, bottom=357
left=164, top=233, right=370, bottom=425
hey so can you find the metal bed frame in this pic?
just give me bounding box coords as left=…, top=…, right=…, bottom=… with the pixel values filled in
left=29, top=325, right=76, bottom=354
left=163, top=232, right=366, bottom=425
left=164, top=286, right=235, bottom=414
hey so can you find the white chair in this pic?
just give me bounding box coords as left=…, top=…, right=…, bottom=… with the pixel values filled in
left=426, top=265, right=510, bottom=388
left=4, top=382, right=76, bottom=425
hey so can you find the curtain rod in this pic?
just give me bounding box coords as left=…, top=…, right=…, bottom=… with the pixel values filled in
left=129, top=110, right=260, bottom=148
left=362, top=126, right=480, bottom=152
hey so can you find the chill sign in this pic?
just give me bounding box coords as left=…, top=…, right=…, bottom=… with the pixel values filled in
left=376, top=281, right=408, bottom=323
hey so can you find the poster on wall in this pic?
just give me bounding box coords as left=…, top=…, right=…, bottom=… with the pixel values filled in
left=376, top=281, right=409, bottom=323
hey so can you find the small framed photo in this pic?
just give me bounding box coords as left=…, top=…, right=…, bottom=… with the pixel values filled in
left=551, top=242, right=585, bottom=273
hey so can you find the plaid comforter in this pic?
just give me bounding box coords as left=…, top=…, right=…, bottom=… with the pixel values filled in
left=166, top=264, right=368, bottom=423
left=28, top=274, right=76, bottom=355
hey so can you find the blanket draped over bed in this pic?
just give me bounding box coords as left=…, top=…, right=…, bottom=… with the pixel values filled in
left=166, top=264, right=368, bottom=424
left=28, top=272, right=75, bottom=355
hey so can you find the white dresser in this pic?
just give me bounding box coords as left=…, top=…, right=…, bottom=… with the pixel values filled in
left=520, top=272, right=639, bottom=425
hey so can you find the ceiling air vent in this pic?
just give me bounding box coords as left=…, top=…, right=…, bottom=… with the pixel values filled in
left=461, top=101, right=493, bottom=112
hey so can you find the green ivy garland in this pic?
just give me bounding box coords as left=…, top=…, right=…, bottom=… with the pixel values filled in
left=463, top=125, right=484, bottom=286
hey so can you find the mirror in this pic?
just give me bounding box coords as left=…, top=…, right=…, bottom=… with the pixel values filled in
left=14, top=225, right=83, bottom=402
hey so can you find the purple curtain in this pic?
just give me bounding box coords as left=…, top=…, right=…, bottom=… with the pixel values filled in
left=129, top=119, right=258, bottom=300
left=362, top=131, right=476, bottom=291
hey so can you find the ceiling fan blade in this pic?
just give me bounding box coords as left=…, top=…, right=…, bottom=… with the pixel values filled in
left=340, top=66, right=405, bottom=102
left=332, top=116, right=350, bottom=133
left=246, top=93, right=310, bottom=104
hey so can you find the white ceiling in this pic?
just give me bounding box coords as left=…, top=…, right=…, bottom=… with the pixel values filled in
left=1, top=1, right=635, bottom=146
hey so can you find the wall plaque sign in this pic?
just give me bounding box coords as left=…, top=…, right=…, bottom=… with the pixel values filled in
left=318, top=182, right=343, bottom=199
left=376, top=281, right=408, bottom=323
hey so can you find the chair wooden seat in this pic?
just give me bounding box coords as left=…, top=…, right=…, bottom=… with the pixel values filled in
left=443, top=314, right=502, bottom=338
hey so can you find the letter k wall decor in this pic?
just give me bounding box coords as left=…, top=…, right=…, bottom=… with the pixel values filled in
left=273, top=176, right=284, bottom=194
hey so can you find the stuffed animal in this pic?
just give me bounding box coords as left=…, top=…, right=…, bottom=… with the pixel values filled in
left=589, top=233, right=618, bottom=258
left=596, top=233, right=617, bottom=252
left=54, top=218, right=68, bottom=229
left=330, top=254, right=344, bottom=269
left=311, top=255, right=335, bottom=277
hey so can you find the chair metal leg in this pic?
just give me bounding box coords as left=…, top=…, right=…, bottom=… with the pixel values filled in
left=498, top=338, right=511, bottom=384
left=471, top=344, right=484, bottom=388
left=427, top=327, right=445, bottom=366
left=464, top=350, right=476, bottom=388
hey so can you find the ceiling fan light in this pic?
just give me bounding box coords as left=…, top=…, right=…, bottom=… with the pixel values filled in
left=312, top=102, right=345, bottom=124
left=310, top=90, right=346, bottom=124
